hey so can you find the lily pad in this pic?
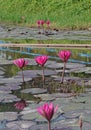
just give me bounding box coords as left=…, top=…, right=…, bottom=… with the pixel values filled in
left=0, top=112, right=18, bottom=121
left=17, top=70, right=38, bottom=78
left=62, top=103, right=85, bottom=112
left=5, top=83, right=21, bottom=90
left=0, top=86, right=11, bottom=91
left=36, top=69, right=57, bottom=76
left=21, top=88, right=47, bottom=94
left=46, top=63, right=64, bottom=69
left=6, top=120, right=35, bottom=129
left=0, top=77, right=32, bottom=84
left=29, top=123, right=76, bottom=130
left=21, top=112, right=38, bottom=121
left=0, top=90, right=11, bottom=94
left=0, top=93, right=20, bottom=103
left=35, top=94, right=55, bottom=101
left=0, top=70, right=4, bottom=75
left=51, top=93, right=74, bottom=98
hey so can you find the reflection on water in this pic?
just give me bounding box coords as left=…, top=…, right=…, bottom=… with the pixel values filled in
left=0, top=46, right=91, bottom=64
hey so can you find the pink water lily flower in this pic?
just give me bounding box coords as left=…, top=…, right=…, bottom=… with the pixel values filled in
left=58, top=50, right=71, bottom=62
left=37, top=20, right=41, bottom=27
left=13, top=58, right=28, bottom=69
left=35, top=55, right=48, bottom=66
left=58, top=50, right=71, bottom=83
left=41, top=20, right=45, bottom=34
left=37, top=103, right=58, bottom=121
left=41, top=20, right=45, bottom=26
left=14, top=99, right=26, bottom=110
left=35, top=55, right=48, bottom=84
left=37, top=103, right=58, bottom=130
left=13, top=58, right=28, bottom=82
left=46, top=20, right=50, bottom=26
left=37, top=20, right=45, bottom=27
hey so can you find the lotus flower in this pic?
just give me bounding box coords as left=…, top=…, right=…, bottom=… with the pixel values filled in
left=58, top=50, right=71, bottom=83
left=37, top=20, right=45, bottom=34
left=58, top=50, right=71, bottom=62
left=46, top=20, right=50, bottom=26
left=37, top=103, right=58, bottom=130
left=13, top=58, right=28, bottom=82
left=13, top=58, right=28, bottom=69
left=37, top=20, right=41, bottom=34
left=14, top=99, right=26, bottom=110
left=35, top=55, right=48, bottom=84
left=46, top=20, right=50, bottom=30
left=41, top=20, right=45, bottom=26
left=35, top=55, right=48, bottom=66
left=41, top=20, right=45, bottom=34
left=37, top=20, right=41, bottom=27
left=45, top=20, right=50, bottom=33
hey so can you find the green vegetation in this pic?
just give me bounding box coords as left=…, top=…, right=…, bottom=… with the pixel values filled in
left=2, top=38, right=91, bottom=44
left=0, top=0, right=91, bottom=30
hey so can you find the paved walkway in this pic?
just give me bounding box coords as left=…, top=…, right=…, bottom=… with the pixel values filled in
left=0, top=44, right=91, bottom=49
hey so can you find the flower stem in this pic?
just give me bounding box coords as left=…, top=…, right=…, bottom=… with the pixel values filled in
left=48, top=121, right=51, bottom=130
left=42, top=25, right=45, bottom=34
left=21, top=69, right=25, bottom=83
left=38, top=26, right=41, bottom=34
left=61, top=62, right=66, bottom=83
left=42, top=66, right=45, bottom=85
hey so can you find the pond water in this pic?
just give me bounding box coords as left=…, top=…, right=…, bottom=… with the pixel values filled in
left=0, top=44, right=91, bottom=130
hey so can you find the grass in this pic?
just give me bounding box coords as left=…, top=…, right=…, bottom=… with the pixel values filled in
left=1, top=38, right=91, bottom=44
left=0, top=0, right=91, bottom=30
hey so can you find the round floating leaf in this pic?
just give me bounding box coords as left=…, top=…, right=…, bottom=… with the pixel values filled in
left=0, top=93, right=20, bottom=103
left=6, top=120, right=35, bottom=129
left=21, top=88, right=47, bottom=95
left=0, top=112, right=18, bottom=121
left=35, top=94, right=55, bottom=101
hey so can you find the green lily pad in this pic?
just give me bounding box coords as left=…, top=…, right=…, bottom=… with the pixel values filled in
left=35, top=94, right=55, bottom=101
left=21, top=88, right=47, bottom=94
left=0, top=112, right=18, bottom=121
